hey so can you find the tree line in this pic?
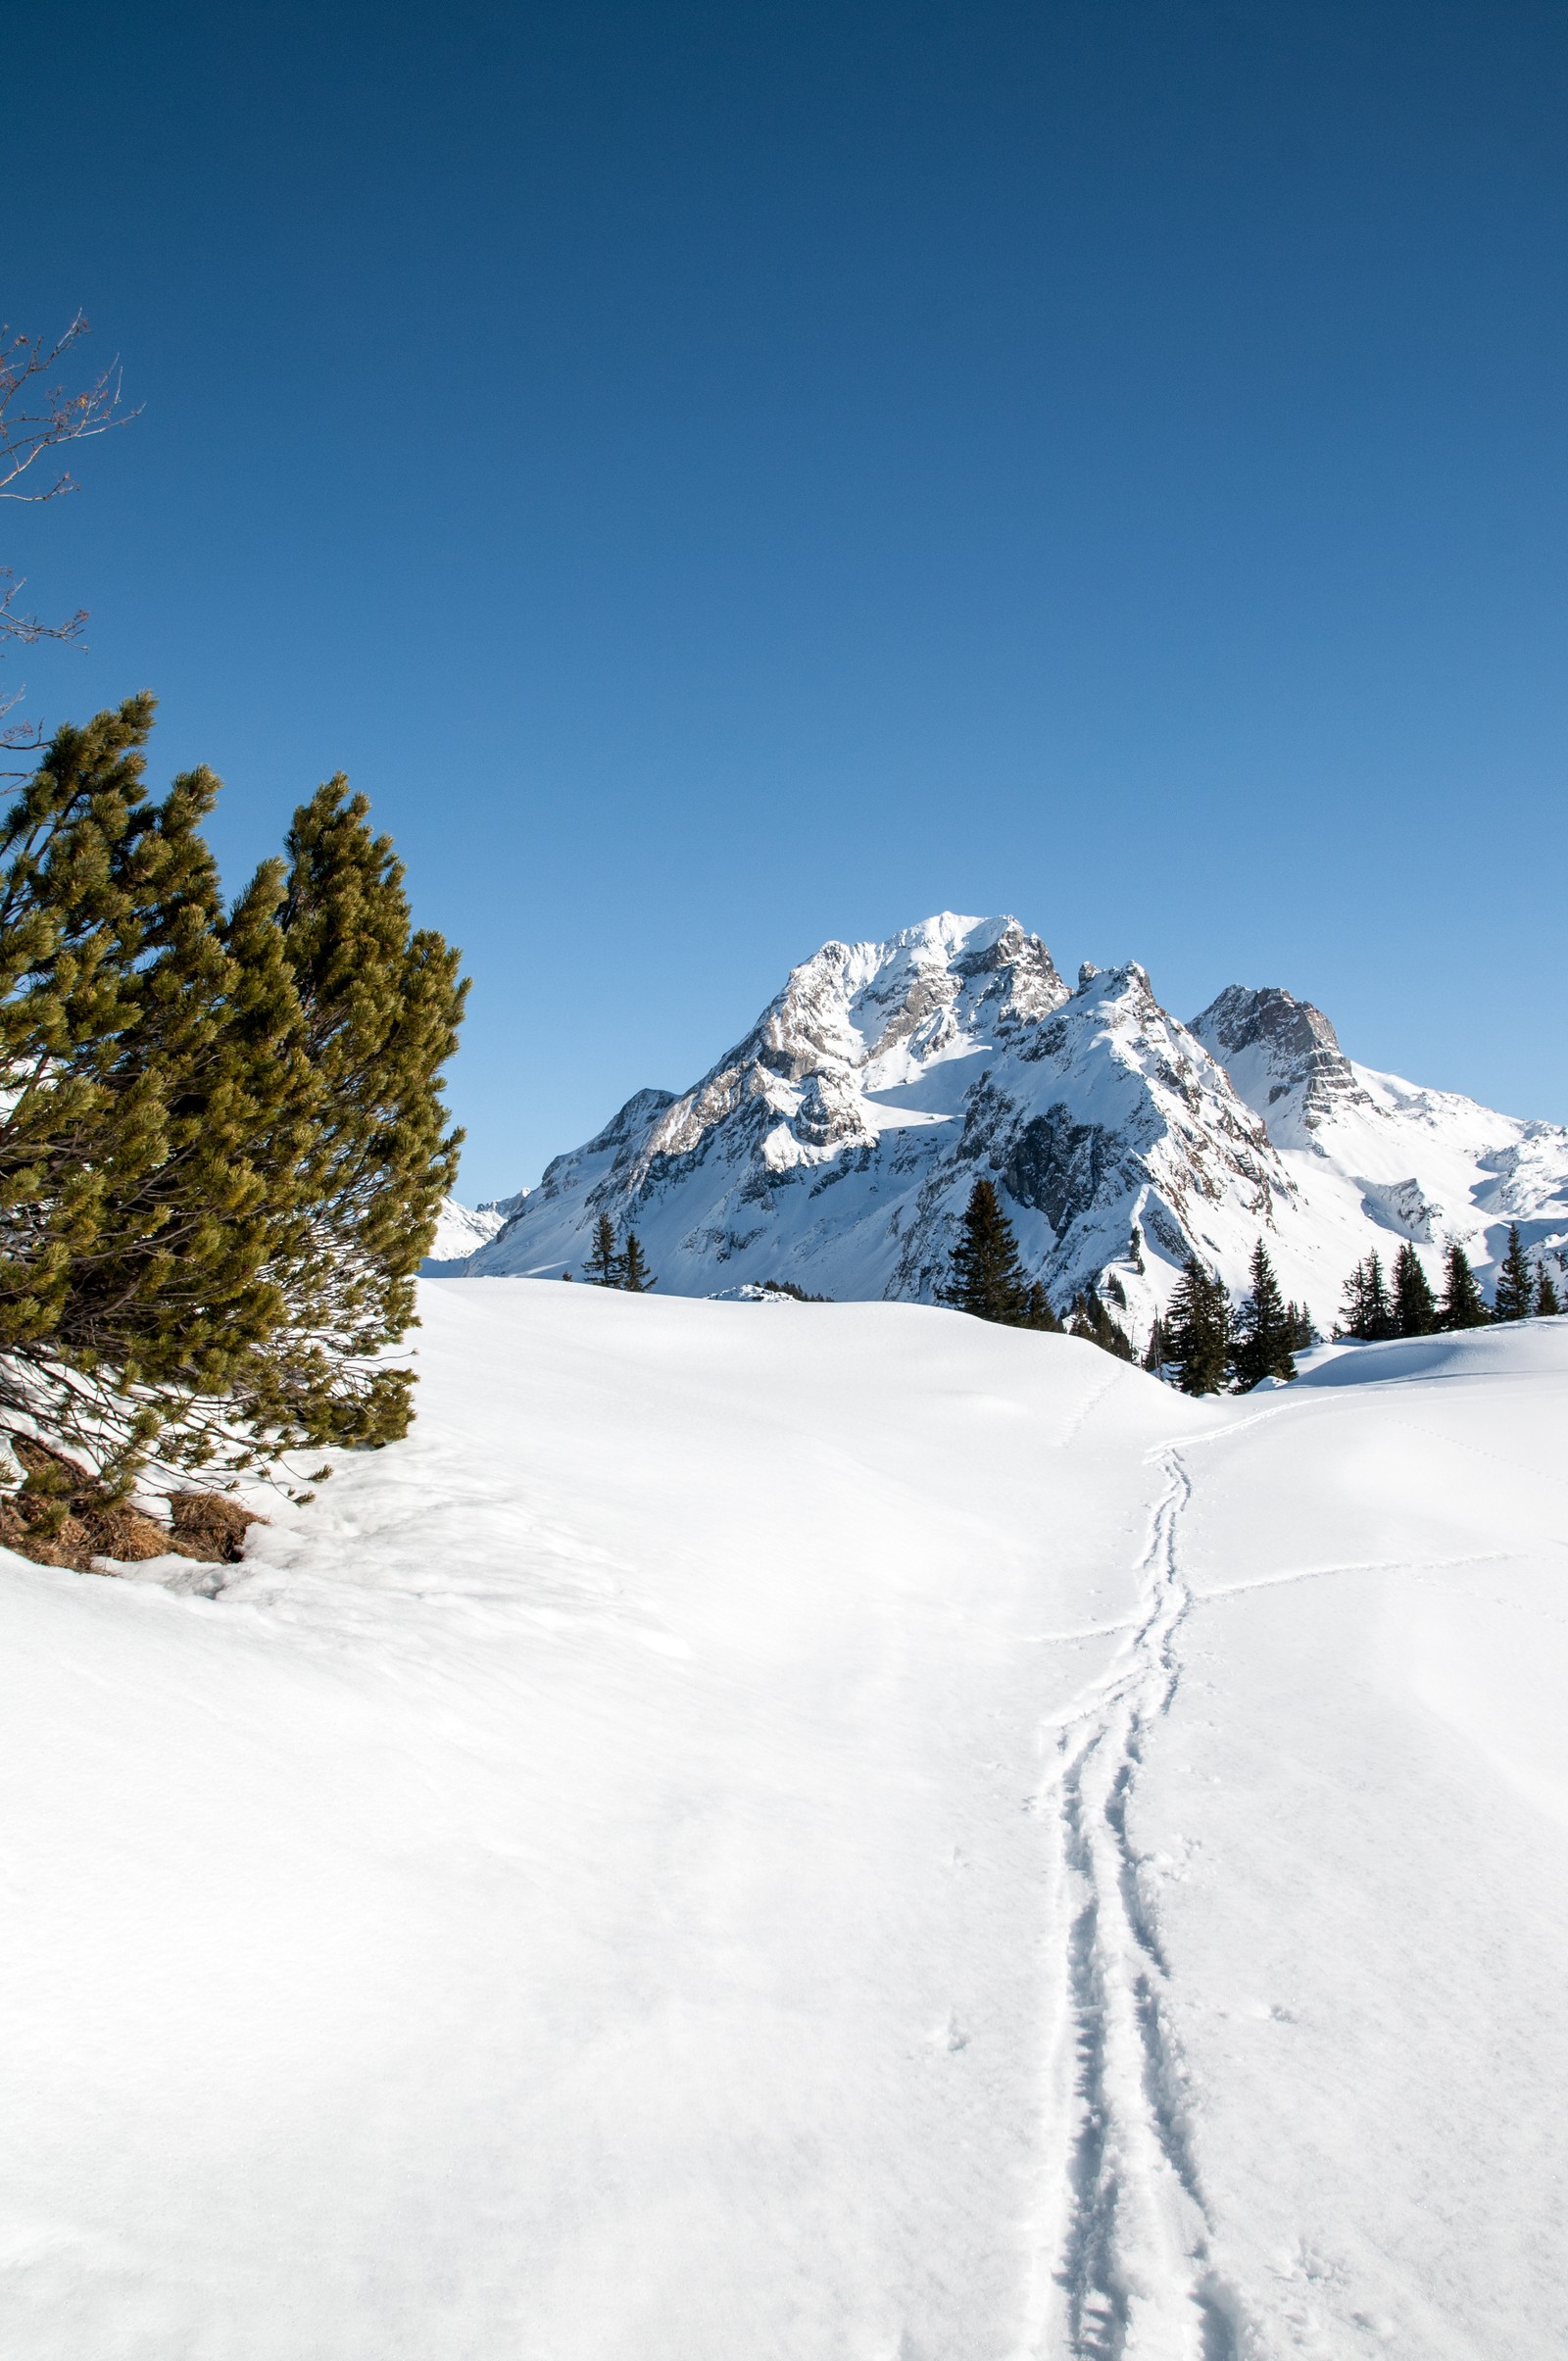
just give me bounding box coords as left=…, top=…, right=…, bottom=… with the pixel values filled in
left=940, top=1177, right=1563, bottom=1397
left=0, top=698, right=465, bottom=1485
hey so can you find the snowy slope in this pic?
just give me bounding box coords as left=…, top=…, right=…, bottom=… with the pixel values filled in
left=468, top=915, right=1568, bottom=1337
left=2, top=1284, right=1565, bottom=2358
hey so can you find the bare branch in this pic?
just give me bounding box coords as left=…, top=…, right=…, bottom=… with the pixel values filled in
left=0, top=313, right=138, bottom=504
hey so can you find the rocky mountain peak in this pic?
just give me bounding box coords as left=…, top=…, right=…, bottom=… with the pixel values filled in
left=1190, top=984, right=1370, bottom=1140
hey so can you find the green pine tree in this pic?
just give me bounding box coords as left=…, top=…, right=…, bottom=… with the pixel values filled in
left=257, top=776, right=467, bottom=1447
left=1439, top=1241, right=1490, bottom=1330
left=1392, top=1242, right=1439, bottom=1338
left=0, top=700, right=316, bottom=1475
left=1165, top=1253, right=1232, bottom=1395
left=619, top=1231, right=656, bottom=1293
left=583, top=1212, right=621, bottom=1286
left=943, top=1179, right=1031, bottom=1324
left=1493, top=1224, right=1534, bottom=1321
left=1231, top=1239, right=1297, bottom=1388
left=1536, top=1265, right=1562, bottom=1317
left=1142, top=1312, right=1166, bottom=1374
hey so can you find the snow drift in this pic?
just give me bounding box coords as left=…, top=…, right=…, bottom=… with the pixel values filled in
left=463, top=913, right=1568, bottom=1335
left=2, top=1281, right=1565, bottom=2357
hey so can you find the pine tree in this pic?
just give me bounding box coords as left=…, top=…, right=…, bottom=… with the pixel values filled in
left=1164, top=1253, right=1232, bottom=1395
left=1143, top=1313, right=1166, bottom=1375
left=0, top=707, right=466, bottom=1478
left=0, top=700, right=317, bottom=1474
left=256, top=777, right=466, bottom=1448
left=620, top=1231, right=656, bottom=1293
left=583, top=1212, right=621, bottom=1286
left=1439, top=1241, right=1490, bottom=1330
left=1493, top=1224, right=1534, bottom=1321
left=1128, top=1222, right=1146, bottom=1274
left=1231, top=1240, right=1296, bottom=1389
left=943, top=1179, right=1031, bottom=1324
left=1392, top=1242, right=1438, bottom=1338
left=1536, top=1265, right=1562, bottom=1317
left=1287, top=1302, right=1320, bottom=1352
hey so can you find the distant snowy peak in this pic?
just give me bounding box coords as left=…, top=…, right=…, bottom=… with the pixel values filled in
left=465, top=914, right=1568, bottom=1336
left=422, top=1194, right=517, bottom=1274
left=1189, top=984, right=1371, bottom=1141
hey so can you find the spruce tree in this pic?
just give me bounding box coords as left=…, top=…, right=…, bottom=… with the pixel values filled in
left=1439, top=1241, right=1490, bottom=1330
left=1231, top=1240, right=1296, bottom=1389
left=1339, top=1253, right=1396, bottom=1342
left=1493, top=1224, right=1534, bottom=1321
left=1067, top=1288, right=1135, bottom=1361
left=1164, top=1254, right=1232, bottom=1395
left=943, top=1179, right=1031, bottom=1325
left=1536, top=1265, right=1562, bottom=1318
left=583, top=1212, right=621, bottom=1286
left=1392, top=1242, right=1438, bottom=1338
left=1143, top=1313, right=1166, bottom=1375
left=1024, top=1280, right=1060, bottom=1332
left=620, top=1231, right=656, bottom=1293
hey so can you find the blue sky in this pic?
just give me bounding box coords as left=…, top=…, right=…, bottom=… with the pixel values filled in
left=6, top=0, right=1566, bottom=1198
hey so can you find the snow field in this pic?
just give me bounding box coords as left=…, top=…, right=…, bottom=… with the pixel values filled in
left=1, top=1283, right=1564, bottom=2358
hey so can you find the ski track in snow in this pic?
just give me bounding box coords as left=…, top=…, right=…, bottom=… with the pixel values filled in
left=1024, top=1449, right=1244, bottom=2361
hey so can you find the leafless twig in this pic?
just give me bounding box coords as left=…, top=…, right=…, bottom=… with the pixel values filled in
left=0, top=313, right=139, bottom=752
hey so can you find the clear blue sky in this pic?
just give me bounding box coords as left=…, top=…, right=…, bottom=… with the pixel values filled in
left=7, top=0, right=1566, bottom=1198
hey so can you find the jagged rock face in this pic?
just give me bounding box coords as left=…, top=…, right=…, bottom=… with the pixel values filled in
left=1189, top=985, right=1371, bottom=1141
left=461, top=916, right=1568, bottom=1334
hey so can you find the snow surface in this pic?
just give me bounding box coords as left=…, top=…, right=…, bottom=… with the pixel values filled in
left=465, top=914, right=1568, bottom=1337
left=3, top=1283, right=1566, bottom=2357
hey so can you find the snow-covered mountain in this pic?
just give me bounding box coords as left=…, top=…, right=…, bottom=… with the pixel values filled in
left=421, top=1192, right=526, bottom=1275
left=460, top=913, right=1568, bottom=1337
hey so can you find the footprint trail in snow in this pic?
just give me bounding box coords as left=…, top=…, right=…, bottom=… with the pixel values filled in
left=1029, top=1449, right=1242, bottom=2361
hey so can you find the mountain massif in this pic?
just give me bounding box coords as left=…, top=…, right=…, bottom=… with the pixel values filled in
left=451, top=914, right=1568, bottom=1340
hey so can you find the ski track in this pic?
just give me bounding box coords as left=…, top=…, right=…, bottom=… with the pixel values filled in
left=1023, top=1449, right=1247, bottom=2361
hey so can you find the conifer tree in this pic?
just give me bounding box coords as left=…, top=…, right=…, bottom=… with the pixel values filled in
left=1339, top=1253, right=1396, bottom=1342
left=0, top=709, right=466, bottom=1474
left=620, top=1231, right=656, bottom=1293
left=1536, top=1265, right=1562, bottom=1317
left=1164, top=1253, right=1232, bottom=1395
left=0, top=700, right=316, bottom=1472
left=1143, top=1313, right=1166, bottom=1375
left=1287, top=1302, right=1319, bottom=1352
left=1231, top=1240, right=1296, bottom=1389
left=1493, top=1224, right=1534, bottom=1321
left=583, top=1212, right=621, bottom=1286
left=1024, top=1280, right=1060, bottom=1332
left=1068, top=1288, right=1135, bottom=1361
left=253, top=777, right=466, bottom=1447
left=1439, top=1241, right=1490, bottom=1330
left=943, top=1179, right=1030, bottom=1325
left=1392, top=1242, right=1439, bottom=1338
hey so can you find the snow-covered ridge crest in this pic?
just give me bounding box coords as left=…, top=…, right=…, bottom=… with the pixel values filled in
left=455, top=918, right=1568, bottom=1336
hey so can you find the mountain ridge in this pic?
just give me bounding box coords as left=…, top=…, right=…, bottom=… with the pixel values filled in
left=448, top=914, right=1568, bottom=1338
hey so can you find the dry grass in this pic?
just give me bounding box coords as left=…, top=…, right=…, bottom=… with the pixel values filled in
left=0, top=1436, right=262, bottom=1572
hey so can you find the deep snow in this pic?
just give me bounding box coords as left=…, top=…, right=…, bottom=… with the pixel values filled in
left=2, top=1285, right=1565, bottom=2358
